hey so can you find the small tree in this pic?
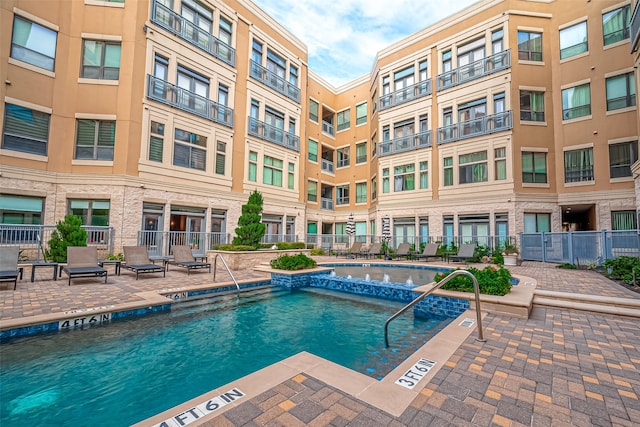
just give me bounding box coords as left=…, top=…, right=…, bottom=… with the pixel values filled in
left=46, top=215, right=88, bottom=262
left=233, top=190, right=266, bottom=248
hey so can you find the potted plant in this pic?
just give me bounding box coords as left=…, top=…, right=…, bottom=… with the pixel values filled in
left=502, top=241, right=519, bottom=266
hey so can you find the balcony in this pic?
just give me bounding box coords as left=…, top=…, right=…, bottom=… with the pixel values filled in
left=436, top=49, right=511, bottom=91
left=378, top=130, right=433, bottom=157
left=249, top=60, right=301, bottom=103
left=437, top=110, right=512, bottom=145
left=322, top=121, right=335, bottom=137
left=146, top=75, right=234, bottom=127
left=247, top=117, right=300, bottom=151
left=321, top=197, right=334, bottom=210
left=378, top=79, right=432, bottom=111
left=150, top=0, right=235, bottom=67
left=631, top=0, right=640, bottom=53
left=321, top=158, right=335, bottom=173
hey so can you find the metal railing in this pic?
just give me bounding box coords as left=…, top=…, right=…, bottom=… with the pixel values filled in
left=437, top=111, right=512, bottom=145
left=147, top=75, right=234, bottom=127
left=384, top=270, right=485, bottom=347
left=436, top=50, right=511, bottom=91
left=150, top=0, right=235, bottom=66
left=261, top=234, right=299, bottom=244
left=378, top=130, right=432, bottom=157
left=137, top=231, right=230, bottom=258
left=212, top=254, right=239, bottom=296
left=378, top=79, right=432, bottom=111
left=247, top=116, right=300, bottom=151
left=320, top=197, right=334, bottom=210
left=321, top=158, right=334, bottom=173
left=249, top=60, right=301, bottom=103
left=322, top=121, right=335, bottom=137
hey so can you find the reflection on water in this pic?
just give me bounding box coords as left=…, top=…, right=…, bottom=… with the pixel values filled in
left=330, top=265, right=442, bottom=285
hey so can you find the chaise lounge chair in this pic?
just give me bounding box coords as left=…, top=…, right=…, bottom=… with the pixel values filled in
left=360, top=242, right=384, bottom=259
left=449, top=243, right=477, bottom=263
left=0, top=246, right=23, bottom=290
left=123, top=246, right=166, bottom=280
left=335, top=241, right=363, bottom=258
left=413, top=243, right=441, bottom=262
left=166, top=245, right=211, bottom=275
left=394, top=243, right=412, bottom=260
left=62, top=246, right=108, bottom=286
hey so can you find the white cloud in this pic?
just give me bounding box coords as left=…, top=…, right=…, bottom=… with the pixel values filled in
left=252, top=0, right=474, bottom=86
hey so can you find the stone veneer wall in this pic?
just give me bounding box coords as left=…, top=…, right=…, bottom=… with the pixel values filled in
left=209, top=249, right=311, bottom=270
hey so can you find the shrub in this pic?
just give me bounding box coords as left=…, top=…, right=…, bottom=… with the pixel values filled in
left=213, top=244, right=257, bottom=251
left=309, top=248, right=326, bottom=256
left=490, top=248, right=504, bottom=265
left=270, top=253, right=317, bottom=270
left=233, top=190, right=266, bottom=248
left=434, top=266, right=512, bottom=296
left=470, top=244, right=490, bottom=263
left=275, top=242, right=306, bottom=250
left=46, top=215, right=88, bottom=262
left=105, top=252, right=124, bottom=261
left=602, top=256, right=640, bottom=284
left=556, top=263, right=577, bottom=269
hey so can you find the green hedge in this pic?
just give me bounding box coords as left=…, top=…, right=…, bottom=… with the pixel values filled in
left=270, top=253, right=317, bottom=270
left=434, top=266, right=512, bottom=296
left=213, top=244, right=257, bottom=251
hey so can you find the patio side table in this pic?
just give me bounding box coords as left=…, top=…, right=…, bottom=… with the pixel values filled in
left=98, top=260, right=121, bottom=276
left=30, top=261, right=59, bottom=282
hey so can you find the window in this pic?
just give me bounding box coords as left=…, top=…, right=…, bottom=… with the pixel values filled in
left=309, top=99, right=318, bottom=122
left=11, top=15, right=57, bottom=71
left=520, top=90, right=545, bottom=121
left=419, top=60, right=428, bottom=81
left=442, top=50, right=452, bottom=72
left=307, top=180, right=317, bottom=202
left=561, top=84, right=591, bottom=119
left=564, top=148, right=594, bottom=183
left=2, top=103, right=50, bottom=156
left=215, top=141, right=226, bottom=175
left=289, top=65, right=298, bottom=86
left=495, top=148, right=506, bottom=180
left=356, top=102, right=367, bottom=125
left=69, top=199, right=110, bottom=226
left=263, top=155, right=283, bottom=186
left=606, top=72, right=636, bottom=111
left=152, top=54, right=169, bottom=98
left=251, top=40, right=263, bottom=63
left=174, top=128, right=206, bottom=171
left=337, top=147, right=350, bottom=168
left=181, top=0, right=212, bottom=48
left=356, top=142, right=367, bottom=164
left=75, top=119, right=115, bottom=160
left=458, top=38, right=485, bottom=66
left=177, top=66, right=209, bottom=112
left=524, top=213, right=550, bottom=232
left=356, top=182, right=367, bottom=203
left=492, top=29, right=504, bottom=53
left=612, top=210, right=637, bottom=230
left=394, top=164, right=415, bottom=191
left=217, top=84, right=229, bottom=122
left=288, top=163, right=294, bottom=190
left=394, top=66, right=415, bottom=90
left=443, top=157, right=453, bottom=186
left=603, top=5, right=630, bottom=45
left=337, top=109, right=350, bottom=131
left=248, top=151, right=257, bottom=182
left=517, top=31, right=542, bottom=61
left=559, top=21, right=587, bottom=59
left=458, top=98, right=486, bottom=136
left=382, top=168, right=390, bottom=193
left=522, top=152, right=547, bottom=183
left=609, top=141, right=638, bottom=178
left=266, top=49, right=286, bottom=79
left=0, top=195, right=43, bottom=225
left=308, top=139, right=318, bottom=162
left=419, top=161, right=428, bottom=189
left=459, top=151, right=488, bottom=184
left=336, top=185, right=349, bottom=205
left=81, top=40, right=121, bottom=80
left=371, top=177, right=377, bottom=200
left=149, top=121, right=164, bottom=162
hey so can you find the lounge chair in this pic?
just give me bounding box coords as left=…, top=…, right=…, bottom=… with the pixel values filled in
left=62, top=246, right=108, bottom=286
left=413, top=243, right=441, bottom=262
left=449, top=243, right=477, bottom=263
left=394, top=243, right=412, bottom=260
left=0, top=246, right=23, bottom=290
left=335, top=241, right=363, bottom=258
left=123, top=246, right=166, bottom=280
left=166, top=245, right=211, bottom=275
left=360, top=242, right=384, bottom=259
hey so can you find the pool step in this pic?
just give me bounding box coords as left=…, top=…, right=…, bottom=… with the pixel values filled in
left=169, top=286, right=287, bottom=317
left=533, top=290, right=640, bottom=318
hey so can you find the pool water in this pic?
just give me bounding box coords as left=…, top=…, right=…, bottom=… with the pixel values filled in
left=329, top=264, right=444, bottom=285
left=0, top=287, right=453, bottom=427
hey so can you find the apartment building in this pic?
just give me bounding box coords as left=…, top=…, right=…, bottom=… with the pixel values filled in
left=1, top=0, right=638, bottom=252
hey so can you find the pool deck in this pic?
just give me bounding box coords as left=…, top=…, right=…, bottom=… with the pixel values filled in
left=2, top=258, right=640, bottom=426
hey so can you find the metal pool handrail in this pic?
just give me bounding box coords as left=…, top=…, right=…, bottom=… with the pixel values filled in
left=212, top=254, right=240, bottom=296
left=384, top=270, right=486, bottom=347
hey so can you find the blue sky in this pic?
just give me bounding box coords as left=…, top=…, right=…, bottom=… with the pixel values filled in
left=252, top=0, right=474, bottom=87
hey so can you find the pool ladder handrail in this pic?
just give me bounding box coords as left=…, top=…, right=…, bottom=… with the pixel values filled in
left=384, top=270, right=486, bottom=347
left=212, top=254, right=240, bottom=296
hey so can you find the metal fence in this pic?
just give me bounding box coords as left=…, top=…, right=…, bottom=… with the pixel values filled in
left=520, top=230, right=640, bottom=265
left=137, top=231, right=230, bottom=258
left=0, top=224, right=114, bottom=261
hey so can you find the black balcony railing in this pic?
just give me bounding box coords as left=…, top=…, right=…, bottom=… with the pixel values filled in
left=249, top=60, right=301, bottom=103
left=378, top=130, right=433, bottom=157
left=378, top=79, right=432, bottom=111
left=437, top=111, right=512, bottom=145
left=247, top=116, right=300, bottom=151
left=436, top=50, right=511, bottom=91
left=150, top=0, right=235, bottom=67
left=146, top=75, right=234, bottom=127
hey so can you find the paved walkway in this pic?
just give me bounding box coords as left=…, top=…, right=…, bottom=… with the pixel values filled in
left=2, top=260, right=640, bottom=426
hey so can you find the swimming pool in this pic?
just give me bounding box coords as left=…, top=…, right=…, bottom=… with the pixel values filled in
left=327, top=263, right=446, bottom=285
left=0, top=286, right=453, bottom=426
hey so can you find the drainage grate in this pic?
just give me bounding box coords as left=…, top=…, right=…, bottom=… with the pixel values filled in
left=459, top=318, right=475, bottom=328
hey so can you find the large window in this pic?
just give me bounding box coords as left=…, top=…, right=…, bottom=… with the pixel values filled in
left=308, top=139, right=318, bottom=162
left=602, top=5, right=631, bottom=46
left=149, top=121, right=164, bottom=162
left=177, top=66, right=209, bottom=112
left=307, top=180, right=317, bottom=202
left=559, top=21, right=588, bottom=59
left=458, top=98, right=486, bottom=136
left=371, top=177, right=377, bottom=200
left=606, top=72, right=636, bottom=111
left=337, top=109, right=350, bottom=131
left=309, top=99, right=318, bottom=122
left=248, top=151, right=257, bottom=182
left=394, top=164, right=415, bottom=191
left=517, top=31, right=542, bottom=61
left=459, top=151, right=487, bottom=184
left=382, top=168, right=390, bottom=193
left=337, top=147, right=350, bottom=168
left=336, top=185, right=349, bottom=205
left=263, top=155, right=283, bottom=186
left=69, top=199, right=110, bottom=226
left=419, top=161, right=428, bottom=189
left=174, top=128, right=206, bottom=171
left=609, top=141, right=638, bottom=178
left=561, top=84, right=591, bottom=119
left=81, top=40, right=121, bottom=80
left=524, top=213, right=550, bottom=232
left=522, top=152, right=547, bottom=183
left=215, top=141, right=226, bottom=175
left=355, top=142, right=367, bottom=164
left=612, top=210, right=637, bottom=230
left=564, top=148, right=594, bottom=183
left=394, top=66, right=414, bottom=90
left=356, top=102, right=367, bottom=125
left=2, top=103, right=50, bottom=156
left=495, top=148, right=506, bottom=180
left=356, top=182, right=367, bottom=203
left=443, top=157, right=453, bottom=186
left=11, top=15, right=57, bottom=71
left=0, top=195, right=43, bottom=225
left=288, top=163, right=294, bottom=190
left=520, top=90, right=545, bottom=121
left=75, top=119, right=115, bottom=160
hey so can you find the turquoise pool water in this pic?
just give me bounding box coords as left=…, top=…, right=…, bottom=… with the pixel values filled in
left=0, top=287, right=453, bottom=427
